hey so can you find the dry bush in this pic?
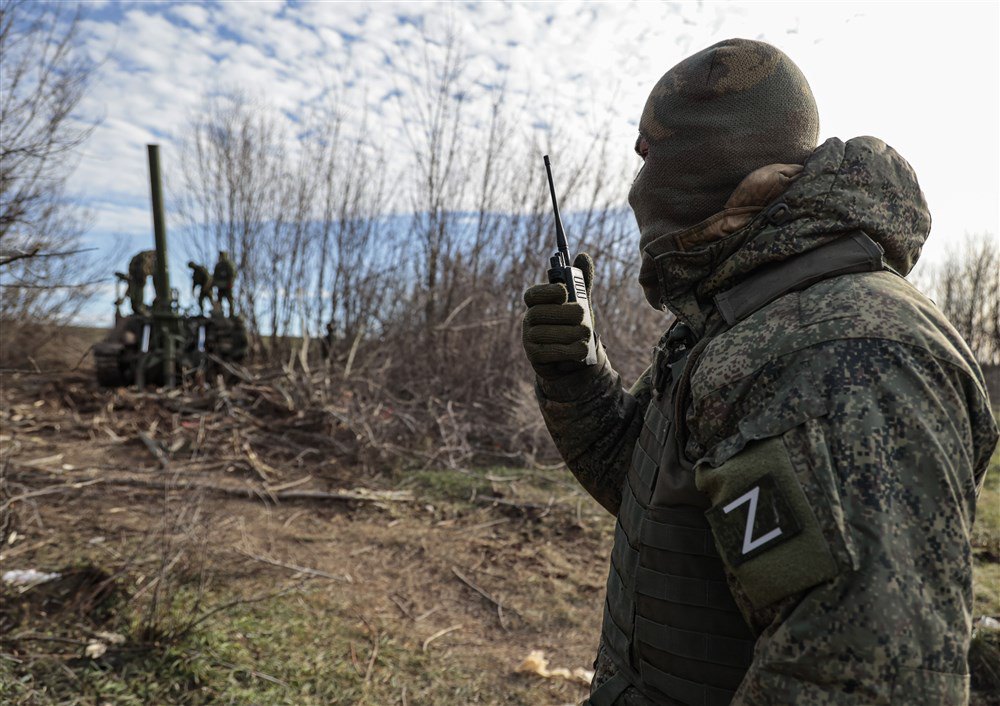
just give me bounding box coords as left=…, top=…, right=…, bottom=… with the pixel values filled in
left=167, top=21, right=667, bottom=468
left=0, top=0, right=103, bottom=366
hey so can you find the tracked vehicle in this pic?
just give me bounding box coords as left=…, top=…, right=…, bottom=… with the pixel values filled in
left=94, top=145, right=248, bottom=388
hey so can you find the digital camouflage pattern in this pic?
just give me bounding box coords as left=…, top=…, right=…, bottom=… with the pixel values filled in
left=533, top=136, right=999, bottom=704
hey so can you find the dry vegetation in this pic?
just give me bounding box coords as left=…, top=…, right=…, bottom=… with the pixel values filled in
left=1, top=339, right=998, bottom=705
left=0, top=366, right=616, bottom=705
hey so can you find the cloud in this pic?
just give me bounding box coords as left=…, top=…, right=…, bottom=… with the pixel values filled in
left=58, top=0, right=998, bottom=294
left=167, top=3, right=212, bottom=29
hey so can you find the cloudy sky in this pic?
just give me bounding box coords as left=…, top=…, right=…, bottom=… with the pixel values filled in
left=60, top=0, right=999, bottom=308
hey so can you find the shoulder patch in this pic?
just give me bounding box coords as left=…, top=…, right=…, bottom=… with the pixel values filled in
left=698, top=435, right=840, bottom=609
left=707, top=473, right=801, bottom=566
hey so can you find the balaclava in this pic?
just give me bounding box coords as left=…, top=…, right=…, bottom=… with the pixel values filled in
left=629, top=39, right=819, bottom=306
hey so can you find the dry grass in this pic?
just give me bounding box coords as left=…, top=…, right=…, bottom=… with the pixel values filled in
left=1, top=369, right=997, bottom=705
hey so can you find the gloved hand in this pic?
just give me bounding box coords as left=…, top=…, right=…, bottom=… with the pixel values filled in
left=522, top=252, right=600, bottom=379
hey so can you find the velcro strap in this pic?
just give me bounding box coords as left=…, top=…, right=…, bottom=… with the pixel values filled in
left=714, top=230, right=884, bottom=325
left=640, top=519, right=719, bottom=557
left=628, top=441, right=659, bottom=496
left=618, top=486, right=645, bottom=547
left=641, top=661, right=736, bottom=706
left=635, top=616, right=754, bottom=668
left=634, top=566, right=737, bottom=611
left=587, top=671, right=632, bottom=706
left=611, top=525, right=640, bottom=580
left=602, top=600, right=632, bottom=669
left=643, top=403, right=669, bottom=445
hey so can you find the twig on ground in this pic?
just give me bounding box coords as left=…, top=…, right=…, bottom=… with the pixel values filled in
left=415, top=606, right=440, bottom=623
left=0, top=478, right=104, bottom=513
left=7, top=634, right=90, bottom=647
left=7, top=467, right=414, bottom=506
left=389, top=594, right=415, bottom=621
left=233, top=547, right=352, bottom=583
left=363, top=627, right=379, bottom=685
left=473, top=495, right=551, bottom=512
left=203, top=652, right=289, bottom=687
left=179, top=580, right=307, bottom=635
left=265, top=475, right=312, bottom=494
left=421, top=624, right=462, bottom=652
left=350, top=642, right=362, bottom=676
left=451, top=566, right=513, bottom=630
left=137, top=431, right=170, bottom=470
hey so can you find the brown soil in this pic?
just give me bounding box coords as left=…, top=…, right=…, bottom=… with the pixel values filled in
left=1, top=370, right=613, bottom=705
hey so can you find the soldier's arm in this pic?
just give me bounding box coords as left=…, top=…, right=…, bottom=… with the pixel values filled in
left=694, top=338, right=997, bottom=704
left=535, top=356, right=652, bottom=515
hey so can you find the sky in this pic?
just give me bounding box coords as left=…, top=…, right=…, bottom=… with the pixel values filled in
left=47, top=1, right=1000, bottom=321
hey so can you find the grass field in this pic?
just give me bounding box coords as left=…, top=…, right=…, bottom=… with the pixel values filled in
left=974, top=450, right=1000, bottom=619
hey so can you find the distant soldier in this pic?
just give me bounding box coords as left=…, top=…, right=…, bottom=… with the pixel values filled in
left=212, top=251, right=236, bottom=317
left=321, top=321, right=335, bottom=360
left=187, top=261, right=213, bottom=315
left=126, top=250, right=156, bottom=314
left=113, top=271, right=130, bottom=313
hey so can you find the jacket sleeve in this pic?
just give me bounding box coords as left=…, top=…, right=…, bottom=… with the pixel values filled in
left=535, top=348, right=652, bottom=515
left=712, top=338, right=999, bottom=705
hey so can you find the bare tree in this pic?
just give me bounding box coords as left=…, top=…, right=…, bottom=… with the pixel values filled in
left=393, top=22, right=472, bottom=328
left=0, top=0, right=101, bottom=363
left=309, top=100, right=396, bottom=352
left=177, top=91, right=286, bottom=354
left=914, top=233, right=1000, bottom=366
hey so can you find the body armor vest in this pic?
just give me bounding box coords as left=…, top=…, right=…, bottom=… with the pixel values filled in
left=595, top=334, right=756, bottom=706
left=591, top=232, right=887, bottom=706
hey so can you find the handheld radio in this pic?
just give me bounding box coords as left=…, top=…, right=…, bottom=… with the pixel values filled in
left=543, top=155, right=599, bottom=366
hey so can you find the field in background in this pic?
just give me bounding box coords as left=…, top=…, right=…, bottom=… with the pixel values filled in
left=0, top=369, right=610, bottom=705
left=1, top=359, right=998, bottom=704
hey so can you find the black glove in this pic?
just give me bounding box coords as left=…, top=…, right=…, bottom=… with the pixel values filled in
left=521, top=252, right=599, bottom=379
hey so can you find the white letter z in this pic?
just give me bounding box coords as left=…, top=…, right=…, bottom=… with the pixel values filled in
left=722, top=486, right=783, bottom=555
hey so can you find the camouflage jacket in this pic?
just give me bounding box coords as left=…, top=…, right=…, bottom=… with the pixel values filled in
left=537, top=137, right=998, bottom=705
left=127, top=250, right=156, bottom=279
left=190, top=264, right=211, bottom=290
left=213, top=256, right=235, bottom=287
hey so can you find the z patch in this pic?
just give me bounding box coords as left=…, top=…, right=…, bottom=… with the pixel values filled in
left=706, top=474, right=801, bottom=568
left=698, top=435, right=842, bottom=608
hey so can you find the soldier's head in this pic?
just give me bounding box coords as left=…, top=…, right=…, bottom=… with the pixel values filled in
left=218, top=250, right=228, bottom=259
left=629, top=39, right=818, bottom=243
left=188, top=261, right=196, bottom=269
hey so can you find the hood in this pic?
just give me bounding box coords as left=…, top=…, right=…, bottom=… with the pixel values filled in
left=640, top=136, right=931, bottom=333
left=628, top=39, right=819, bottom=239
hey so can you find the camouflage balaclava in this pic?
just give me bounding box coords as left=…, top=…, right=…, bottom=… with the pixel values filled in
left=629, top=39, right=819, bottom=308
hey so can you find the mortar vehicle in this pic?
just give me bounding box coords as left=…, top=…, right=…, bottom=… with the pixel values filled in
left=94, top=145, right=248, bottom=389
left=93, top=305, right=249, bottom=388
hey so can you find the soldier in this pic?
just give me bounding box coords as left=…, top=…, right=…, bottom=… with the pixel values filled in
left=321, top=321, right=335, bottom=360
left=212, top=250, right=236, bottom=317
left=187, top=261, right=213, bottom=315
left=113, top=271, right=130, bottom=314
left=125, top=250, right=155, bottom=314
left=521, top=39, right=998, bottom=705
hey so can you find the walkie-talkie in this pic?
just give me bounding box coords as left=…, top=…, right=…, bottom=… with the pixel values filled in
left=543, top=155, right=599, bottom=366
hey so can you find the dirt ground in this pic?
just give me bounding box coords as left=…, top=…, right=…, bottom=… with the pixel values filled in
left=0, top=370, right=613, bottom=705
left=1, top=366, right=998, bottom=705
